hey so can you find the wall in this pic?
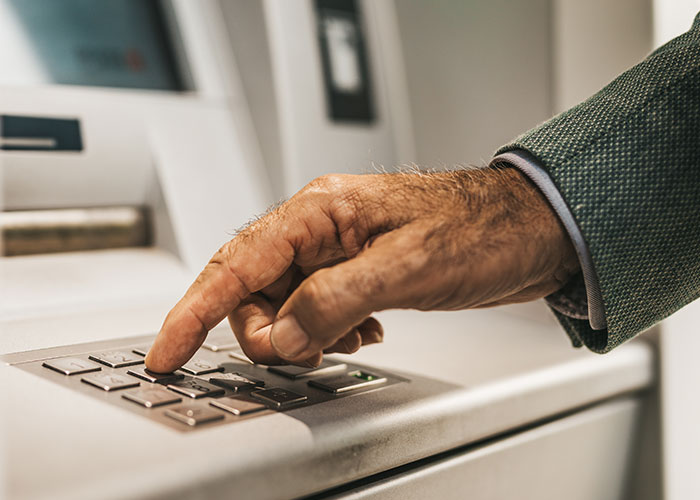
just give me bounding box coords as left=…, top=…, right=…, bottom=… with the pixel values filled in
left=393, top=0, right=553, bottom=167
left=551, top=0, right=653, bottom=112
left=652, top=3, right=700, bottom=500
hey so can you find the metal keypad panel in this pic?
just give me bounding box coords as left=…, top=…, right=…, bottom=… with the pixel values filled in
left=165, top=405, right=225, bottom=426
left=82, top=372, right=140, bottom=391
left=267, top=359, right=347, bottom=379
left=89, top=350, right=144, bottom=368
left=123, top=388, right=182, bottom=408
left=42, top=357, right=102, bottom=375
left=8, top=328, right=407, bottom=432
left=127, top=367, right=185, bottom=384
left=167, top=378, right=226, bottom=399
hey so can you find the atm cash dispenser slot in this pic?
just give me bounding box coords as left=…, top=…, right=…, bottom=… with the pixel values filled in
left=0, top=206, right=151, bottom=256
left=7, top=327, right=407, bottom=433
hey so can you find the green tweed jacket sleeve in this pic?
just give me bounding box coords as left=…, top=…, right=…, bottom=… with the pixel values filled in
left=495, top=13, right=700, bottom=353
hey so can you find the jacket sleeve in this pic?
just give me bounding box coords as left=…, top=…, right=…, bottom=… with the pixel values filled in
left=495, top=12, right=700, bottom=353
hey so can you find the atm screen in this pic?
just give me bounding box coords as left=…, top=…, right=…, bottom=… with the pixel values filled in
left=1, top=0, right=187, bottom=91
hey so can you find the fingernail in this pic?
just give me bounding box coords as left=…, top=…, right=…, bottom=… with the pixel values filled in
left=369, top=331, right=384, bottom=344
left=270, top=315, right=309, bottom=358
left=303, top=356, right=322, bottom=368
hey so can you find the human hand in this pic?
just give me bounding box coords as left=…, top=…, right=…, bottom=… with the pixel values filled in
left=145, top=167, right=579, bottom=372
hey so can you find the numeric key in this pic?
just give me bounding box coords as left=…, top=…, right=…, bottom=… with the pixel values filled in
left=167, top=378, right=225, bottom=399
left=82, top=372, right=140, bottom=391
left=42, top=357, right=101, bottom=376
left=89, top=351, right=144, bottom=368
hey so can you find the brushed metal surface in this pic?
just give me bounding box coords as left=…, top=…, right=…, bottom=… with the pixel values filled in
left=5, top=333, right=407, bottom=434
left=0, top=206, right=150, bottom=256
left=122, top=387, right=182, bottom=408
left=165, top=405, right=225, bottom=426
left=268, top=359, right=348, bottom=379
left=81, top=372, right=140, bottom=392
left=310, top=370, right=388, bottom=394
left=210, top=397, right=267, bottom=416
left=41, top=357, right=102, bottom=376
left=89, top=350, right=144, bottom=368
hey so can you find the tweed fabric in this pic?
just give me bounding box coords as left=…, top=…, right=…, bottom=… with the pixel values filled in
left=497, top=13, right=700, bottom=353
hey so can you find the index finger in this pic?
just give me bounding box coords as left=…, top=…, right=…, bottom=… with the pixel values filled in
left=145, top=219, right=295, bottom=373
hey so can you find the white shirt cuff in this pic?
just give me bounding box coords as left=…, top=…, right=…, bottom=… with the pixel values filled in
left=490, top=150, right=607, bottom=330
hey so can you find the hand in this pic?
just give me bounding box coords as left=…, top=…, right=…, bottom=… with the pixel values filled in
left=145, top=167, right=579, bottom=372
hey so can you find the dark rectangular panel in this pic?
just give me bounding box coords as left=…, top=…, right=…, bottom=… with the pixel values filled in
left=315, top=0, right=375, bottom=123
left=0, top=115, right=83, bottom=151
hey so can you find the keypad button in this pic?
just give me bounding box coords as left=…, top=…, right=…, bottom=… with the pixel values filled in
left=165, top=405, right=225, bottom=426
left=42, top=357, right=102, bottom=376
left=81, top=372, right=140, bottom=391
left=251, top=388, right=307, bottom=409
left=179, top=358, right=223, bottom=376
left=268, top=359, right=347, bottom=380
left=228, top=349, right=254, bottom=364
left=202, top=330, right=240, bottom=352
left=89, top=351, right=144, bottom=368
left=132, top=345, right=152, bottom=357
left=308, top=370, right=387, bottom=394
left=207, top=372, right=264, bottom=392
left=122, top=388, right=182, bottom=408
left=167, top=378, right=225, bottom=399
left=126, top=367, right=185, bottom=384
left=210, top=397, right=266, bottom=416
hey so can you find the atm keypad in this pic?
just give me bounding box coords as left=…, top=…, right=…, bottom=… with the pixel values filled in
left=42, top=357, right=102, bottom=375
left=202, top=330, right=241, bottom=352
left=251, top=388, right=308, bottom=409
left=309, top=370, right=387, bottom=394
left=127, top=367, right=184, bottom=384
left=167, top=378, right=225, bottom=399
left=180, top=358, right=223, bottom=376
left=132, top=345, right=151, bottom=357
left=228, top=350, right=254, bottom=364
left=82, top=372, right=140, bottom=391
left=210, top=397, right=266, bottom=416
left=23, top=330, right=404, bottom=432
left=207, top=372, right=264, bottom=392
left=89, top=351, right=144, bottom=368
left=165, top=405, right=225, bottom=426
left=123, top=388, right=182, bottom=408
left=267, top=359, right=347, bottom=379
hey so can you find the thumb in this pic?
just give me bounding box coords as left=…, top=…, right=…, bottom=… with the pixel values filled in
left=269, top=237, right=420, bottom=362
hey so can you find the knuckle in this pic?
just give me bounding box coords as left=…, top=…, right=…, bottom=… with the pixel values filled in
left=299, top=271, right=339, bottom=323
left=304, top=174, right=349, bottom=198
left=207, top=241, right=233, bottom=269
left=344, top=331, right=362, bottom=353
left=300, top=270, right=331, bottom=305
left=312, top=173, right=344, bottom=189
left=329, top=184, right=363, bottom=226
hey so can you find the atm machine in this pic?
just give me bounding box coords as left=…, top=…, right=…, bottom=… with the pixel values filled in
left=1, top=1, right=657, bottom=499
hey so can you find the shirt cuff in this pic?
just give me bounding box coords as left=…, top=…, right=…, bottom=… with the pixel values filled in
left=490, top=149, right=607, bottom=330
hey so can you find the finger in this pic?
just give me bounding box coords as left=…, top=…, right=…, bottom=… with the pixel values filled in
left=358, top=316, right=384, bottom=344
left=269, top=233, right=421, bottom=362
left=229, top=293, right=327, bottom=366
left=323, top=317, right=384, bottom=353
left=228, top=294, right=283, bottom=365
left=324, top=329, right=362, bottom=355
left=304, top=352, right=324, bottom=368
left=146, top=222, right=296, bottom=373
left=259, top=265, right=296, bottom=304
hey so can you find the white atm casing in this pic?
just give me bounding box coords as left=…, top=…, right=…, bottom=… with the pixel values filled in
left=1, top=1, right=657, bottom=499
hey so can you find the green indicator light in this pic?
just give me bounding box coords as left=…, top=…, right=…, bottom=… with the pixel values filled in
left=352, top=371, right=376, bottom=381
